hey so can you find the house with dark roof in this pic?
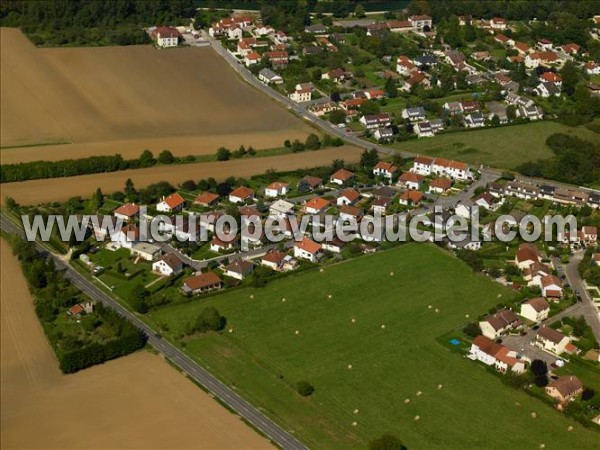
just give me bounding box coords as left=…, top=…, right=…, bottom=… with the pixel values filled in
left=519, top=297, right=550, bottom=322
left=546, top=376, right=583, bottom=403
left=152, top=253, right=184, bottom=276
left=479, top=309, right=521, bottom=339
left=224, top=259, right=254, bottom=280
left=535, top=326, right=570, bottom=354
left=182, top=272, right=223, bottom=295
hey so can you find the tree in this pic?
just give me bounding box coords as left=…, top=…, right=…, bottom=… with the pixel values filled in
left=506, top=104, right=517, bottom=121
left=128, top=284, right=149, bottom=313
left=369, top=434, right=406, bottom=450
left=296, top=380, right=315, bottom=397
left=216, top=147, right=231, bottom=161
left=531, top=359, right=548, bottom=387
left=582, top=388, right=595, bottom=401
left=284, top=139, right=291, bottom=148
left=354, top=3, right=366, bottom=18
left=559, top=61, right=579, bottom=97
left=180, top=180, right=197, bottom=191
left=329, top=109, right=347, bottom=124
left=463, top=322, right=481, bottom=338
left=139, top=150, right=156, bottom=168
left=291, top=139, right=305, bottom=152
left=196, top=307, right=226, bottom=333
left=360, top=100, right=380, bottom=115
left=360, top=148, right=379, bottom=172
left=124, top=178, right=136, bottom=200
left=384, top=77, right=398, bottom=98
left=312, top=68, right=322, bottom=81
left=158, top=150, right=175, bottom=164
left=305, top=133, right=321, bottom=150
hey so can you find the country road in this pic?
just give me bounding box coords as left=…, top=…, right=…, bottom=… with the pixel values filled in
left=0, top=214, right=308, bottom=450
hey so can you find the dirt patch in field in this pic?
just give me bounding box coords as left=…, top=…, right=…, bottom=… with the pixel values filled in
left=0, top=28, right=311, bottom=161
left=0, top=239, right=272, bottom=449
left=1, top=146, right=361, bottom=205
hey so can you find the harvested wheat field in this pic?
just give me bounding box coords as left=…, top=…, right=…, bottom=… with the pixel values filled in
left=1, top=146, right=361, bottom=205
left=0, top=28, right=311, bottom=161
left=0, top=239, right=272, bottom=450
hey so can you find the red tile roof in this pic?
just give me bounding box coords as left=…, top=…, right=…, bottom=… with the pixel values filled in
left=161, top=193, right=185, bottom=209
left=195, top=192, right=220, bottom=206
left=230, top=186, right=255, bottom=199
left=430, top=177, right=452, bottom=190
left=184, top=272, right=222, bottom=290
left=331, top=168, right=354, bottom=181
left=399, top=172, right=424, bottom=183
left=113, top=203, right=140, bottom=218
left=374, top=161, right=397, bottom=173
left=339, top=188, right=360, bottom=202
left=305, top=197, right=330, bottom=211
left=295, top=237, right=322, bottom=254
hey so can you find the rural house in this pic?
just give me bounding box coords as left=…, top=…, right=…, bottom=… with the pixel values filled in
left=398, top=172, right=424, bottom=190
left=337, top=189, right=361, bottom=206
left=194, top=192, right=220, bottom=207
left=229, top=186, right=255, bottom=204
left=535, top=326, right=570, bottom=355
left=428, top=177, right=452, bottom=194
left=156, top=193, right=185, bottom=213
left=373, top=162, right=398, bottom=180
left=182, top=272, right=223, bottom=295
left=151, top=26, right=181, bottom=48
left=479, top=309, right=521, bottom=339
left=294, top=238, right=323, bottom=262
left=519, top=298, right=550, bottom=323
left=265, top=181, right=289, bottom=198
left=113, top=203, right=140, bottom=221
left=469, top=335, right=526, bottom=374
left=152, top=253, right=184, bottom=276
left=330, top=169, right=355, bottom=186
left=224, top=259, right=254, bottom=280
left=304, top=197, right=330, bottom=215
left=545, top=376, right=583, bottom=403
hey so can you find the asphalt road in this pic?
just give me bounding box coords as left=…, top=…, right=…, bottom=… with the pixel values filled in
left=0, top=214, right=309, bottom=450
left=564, top=251, right=600, bottom=344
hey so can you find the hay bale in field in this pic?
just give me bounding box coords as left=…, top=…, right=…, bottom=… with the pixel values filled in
left=352, top=421, right=357, bottom=427
left=347, top=364, right=353, bottom=369
left=414, top=415, right=420, bottom=421
left=353, top=409, right=359, bottom=414
left=381, top=324, right=386, bottom=329
left=416, top=391, right=422, bottom=396
left=404, top=398, right=410, bottom=404
left=437, top=384, right=443, bottom=390
left=531, top=412, right=537, bottom=418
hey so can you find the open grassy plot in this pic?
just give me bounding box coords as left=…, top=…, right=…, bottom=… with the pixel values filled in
left=149, top=244, right=598, bottom=449
left=392, top=121, right=598, bottom=170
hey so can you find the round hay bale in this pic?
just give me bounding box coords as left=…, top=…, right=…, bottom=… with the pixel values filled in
left=320, top=268, right=324, bottom=273
left=539, top=444, right=545, bottom=449
left=250, top=294, right=254, bottom=299
left=567, top=426, right=573, bottom=432
left=404, top=398, right=410, bottom=404
left=435, top=308, right=440, bottom=313
left=328, top=294, right=333, bottom=299
left=381, top=324, right=386, bottom=329
left=390, top=271, right=394, bottom=276
left=416, top=391, right=422, bottom=396
left=437, top=384, right=443, bottom=390
left=414, top=415, right=420, bottom=421
left=353, top=409, right=359, bottom=414
left=531, top=412, right=537, bottom=419
left=282, top=298, right=286, bottom=302
left=351, top=318, right=356, bottom=323
left=497, top=294, right=502, bottom=298
left=428, top=305, right=432, bottom=309
left=352, top=421, right=357, bottom=427
left=295, top=330, right=300, bottom=335
left=465, top=314, right=470, bottom=319
left=228, top=329, right=233, bottom=333
left=347, top=364, right=353, bottom=369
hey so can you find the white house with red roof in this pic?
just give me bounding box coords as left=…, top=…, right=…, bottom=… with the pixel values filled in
left=469, top=335, right=526, bottom=374
left=373, top=161, right=398, bottom=180
left=430, top=158, right=473, bottom=180
left=397, top=172, right=424, bottom=190
left=265, top=181, right=289, bottom=198
left=408, top=15, right=432, bottom=30
left=293, top=237, right=323, bottom=262
left=490, top=17, right=507, bottom=29
left=157, top=193, right=185, bottom=213
left=330, top=168, right=355, bottom=186
left=110, top=224, right=139, bottom=250
left=585, top=61, right=600, bottom=75
left=535, top=326, right=570, bottom=355
left=525, top=51, right=559, bottom=68
left=229, top=186, right=255, bottom=204
left=336, top=189, right=361, bottom=206
left=410, top=155, right=435, bottom=176
left=304, top=197, right=330, bottom=215
left=151, top=26, right=181, bottom=48
left=541, top=275, right=563, bottom=299
left=113, top=203, right=140, bottom=221
left=396, top=55, right=417, bottom=76
left=153, top=253, right=184, bottom=276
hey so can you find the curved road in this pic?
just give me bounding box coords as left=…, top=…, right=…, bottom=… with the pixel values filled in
left=0, top=214, right=308, bottom=450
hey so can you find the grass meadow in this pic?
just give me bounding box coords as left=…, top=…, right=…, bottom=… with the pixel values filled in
left=148, top=244, right=599, bottom=449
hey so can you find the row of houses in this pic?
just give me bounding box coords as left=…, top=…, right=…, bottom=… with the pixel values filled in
left=493, top=179, right=600, bottom=209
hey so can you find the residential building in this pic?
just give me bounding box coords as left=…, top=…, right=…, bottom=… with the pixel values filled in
left=182, top=272, right=223, bottom=295
left=374, top=127, right=394, bottom=141
left=152, top=253, right=184, bottom=276
left=304, top=197, right=330, bottom=215
left=546, top=376, right=583, bottom=403
left=265, top=181, right=289, bottom=198
left=371, top=197, right=392, bottom=214
left=210, top=234, right=236, bottom=252
left=519, top=297, right=550, bottom=323
left=194, top=192, right=219, bottom=207
left=289, top=84, right=312, bottom=102
left=294, top=237, right=323, bottom=262
left=110, top=224, right=139, bottom=250
left=360, top=113, right=392, bottom=129
left=398, top=190, right=423, bottom=206
left=515, top=243, right=541, bottom=269
left=269, top=199, right=295, bottom=218
left=408, top=15, right=432, bottom=30
left=428, top=177, right=452, bottom=194
left=156, top=193, right=185, bottom=213
left=536, top=326, right=570, bottom=355
left=130, top=242, right=161, bottom=262
left=401, top=106, right=426, bottom=121
left=525, top=51, right=559, bottom=68
left=479, top=309, right=521, bottom=339
left=541, top=275, right=563, bottom=299
left=396, top=55, right=417, bottom=75
left=337, top=189, right=361, bottom=206
left=224, top=259, right=254, bottom=280
left=397, top=172, right=424, bottom=190
left=298, top=175, right=323, bottom=191
left=152, top=26, right=180, bottom=48
left=113, top=203, right=140, bottom=221
left=469, top=335, right=526, bottom=374
left=229, top=186, right=255, bottom=204
left=373, top=161, right=398, bottom=180
left=261, top=249, right=287, bottom=271
left=244, top=51, right=261, bottom=66
left=463, top=112, right=485, bottom=128
left=330, top=169, right=355, bottom=186
left=258, top=68, right=283, bottom=84
left=490, top=17, right=507, bottom=29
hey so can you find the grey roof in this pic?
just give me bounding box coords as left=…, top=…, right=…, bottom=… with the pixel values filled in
left=259, top=68, right=280, bottom=80
left=405, top=106, right=426, bottom=116
left=414, top=55, right=437, bottom=65
left=305, top=24, right=328, bottom=33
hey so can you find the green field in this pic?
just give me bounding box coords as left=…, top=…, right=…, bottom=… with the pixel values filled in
left=148, top=244, right=598, bottom=449
left=393, top=121, right=598, bottom=170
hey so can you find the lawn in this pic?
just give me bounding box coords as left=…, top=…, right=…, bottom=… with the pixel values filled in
left=392, top=121, right=599, bottom=170
left=148, top=244, right=598, bottom=449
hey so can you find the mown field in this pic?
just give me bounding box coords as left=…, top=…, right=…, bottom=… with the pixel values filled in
left=148, top=244, right=598, bottom=449
left=0, top=27, right=311, bottom=161
left=393, top=121, right=598, bottom=170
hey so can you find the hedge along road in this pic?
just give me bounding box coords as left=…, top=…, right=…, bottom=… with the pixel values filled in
left=0, top=146, right=362, bottom=205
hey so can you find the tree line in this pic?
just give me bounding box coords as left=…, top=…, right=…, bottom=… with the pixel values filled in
left=1, top=149, right=185, bottom=183
left=0, top=0, right=195, bottom=46
left=6, top=234, right=146, bottom=374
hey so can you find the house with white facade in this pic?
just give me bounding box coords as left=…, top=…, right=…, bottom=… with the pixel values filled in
left=479, top=309, right=521, bottom=339
left=535, top=326, right=570, bottom=355
left=265, top=181, right=289, bottom=198
left=152, top=253, right=184, bottom=276
left=293, top=238, right=323, bottom=262
left=156, top=193, right=185, bottom=213
left=519, top=297, right=550, bottom=323
left=373, top=162, right=398, bottom=180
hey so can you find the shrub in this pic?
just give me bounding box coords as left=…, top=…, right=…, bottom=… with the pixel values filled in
left=369, top=434, right=406, bottom=450
left=296, top=380, right=315, bottom=397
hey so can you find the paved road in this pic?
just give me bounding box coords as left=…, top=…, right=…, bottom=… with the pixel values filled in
left=0, top=214, right=309, bottom=450
left=564, top=251, right=600, bottom=344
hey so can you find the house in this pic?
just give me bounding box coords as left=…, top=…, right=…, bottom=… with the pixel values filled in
left=266, top=50, right=289, bottom=68
left=479, top=309, right=521, bottom=339
left=473, top=192, right=498, bottom=210
left=330, top=169, right=354, bottom=186
left=304, top=197, right=330, bottom=215
left=428, top=177, right=452, bottom=194
left=535, top=81, right=561, bottom=98
left=414, top=121, right=434, bottom=138
left=153, top=252, right=184, bottom=276
left=289, top=84, right=312, bottom=103
left=469, top=335, right=526, bottom=374
left=337, top=189, right=361, bottom=206
left=536, top=326, right=570, bottom=355
left=494, top=34, right=513, bottom=46
left=402, top=72, right=431, bottom=91
left=229, top=186, right=255, bottom=204
left=269, top=199, right=295, bottom=218
left=506, top=181, right=539, bottom=200
left=151, top=26, right=180, bottom=48
left=559, top=43, right=581, bottom=55
left=227, top=27, right=243, bottom=40
left=408, top=15, right=432, bottom=30
left=430, top=158, right=473, bottom=180
left=585, top=61, right=600, bottom=75
left=582, top=226, right=598, bottom=243
left=360, top=113, right=392, bottom=129
left=537, top=38, right=553, bottom=50
left=515, top=243, right=540, bottom=269
left=374, top=127, right=394, bottom=141
left=339, top=205, right=363, bottom=221
left=541, top=275, right=563, bottom=299
left=490, top=17, right=507, bottom=29
left=411, top=155, right=435, bottom=175
left=458, top=15, right=473, bottom=26
left=396, top=55, right=417, bottom=75
left=517, top=104, right=544, bottom=120
left=463, top=112, right=485, bottom=128
left=210, top=234, right=236, bottom=252
left=444, top=50, right=466, bottom=69
left=156, top=193, right=185, bottom=213
left=110, top=224, right=139, bottom=250
left=224, top=259, right=254, bottom=280
left=298, top=175, right=323, bottom=192
left=398, top=190, right=423, bottom=206
left=443, top=101, right=464, bottom=115
left=199, top=211, right=224, bottom=233
left=401, top=106, right=426, bottom=122
left=514, top=41, right=530, bottom=55
left=592, top=253, right=600, bottom=267
left=294, top=237, right=323, bottom=262
left=182, top=271, right=223, bottom=295
left=540, top=72, right=563, bottom=84
left=371, top=197, right=392, bottom=214
left=414, top=54, right=438, bottom=67
left=113, top=203, right=140, bottom=221
left=525, top=51, right=558, bottom=68
left=460, top=100, right=480, bottom=114
left=304, top=24, right=328, bottom=34
left=446, top=235, right=482, bottom=251
left=130, top=242, right=161, bottom=261
left=519, top=297, right=550, bottom=323
left=487, top=101, right=509, bottom=124
left=322, top=68, right=352, bottom=83
left=386, top=20, right=413, bottom=33
left=244, top=51, right=261, bottom=66
left=261, top=249, right=288, bottom=271
left=546, top=376, right=583, bottom=403
left=373, top=162, right=398, bottom=180
left=258, top=68, right=283, bottom=84
left=322, top=237, right=346, bottom=253
left=398, top=172, right=424, bottom=190
left=265, top=182, right=289, bottom=198
left=465, top=73, right=487, bottom=85
left=454, top=201, right=473, bottom=219
left=195, top=192, right=220, bottom=207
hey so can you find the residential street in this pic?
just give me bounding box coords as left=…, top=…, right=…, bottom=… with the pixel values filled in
left=565, top=251, right=600, bottom=343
